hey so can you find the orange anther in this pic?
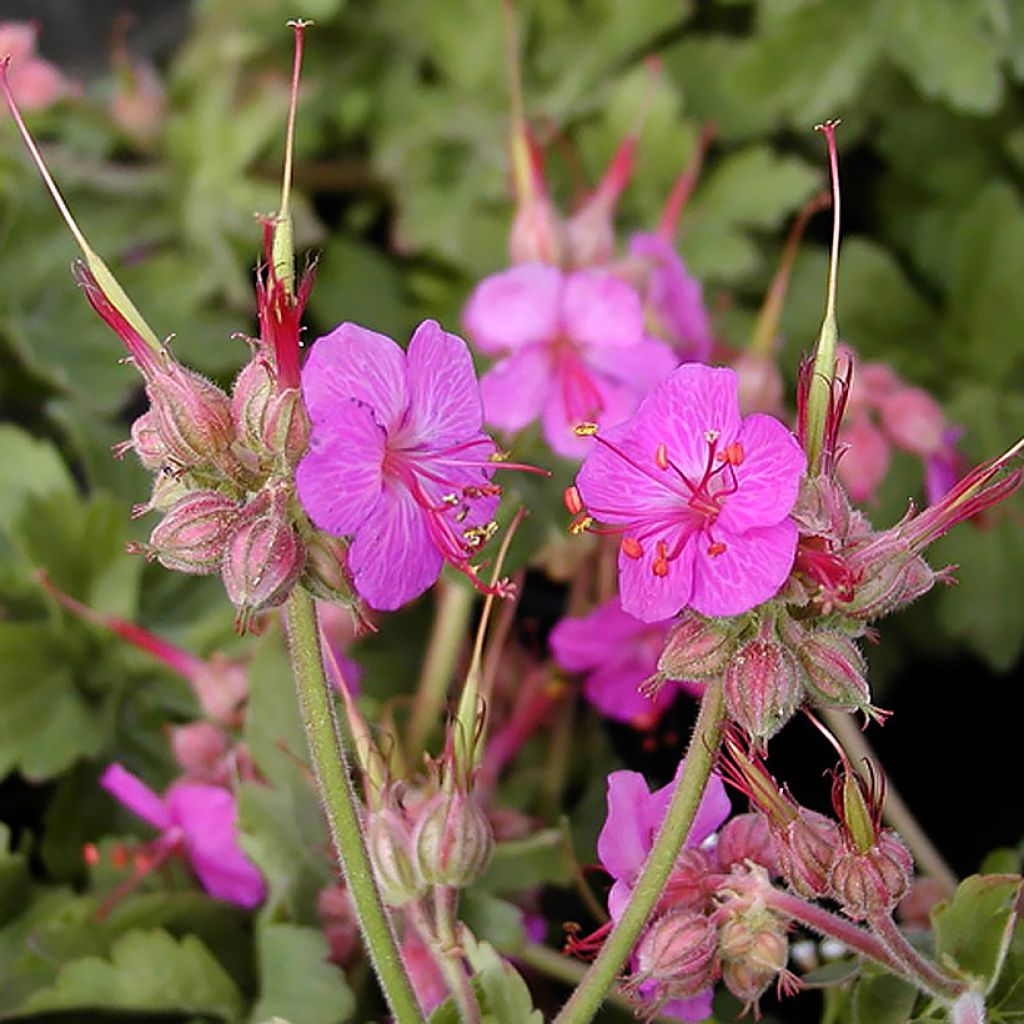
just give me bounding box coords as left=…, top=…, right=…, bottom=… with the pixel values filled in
left=564, top=485, right=584, bottom=515
left=718, top=441, right=744, bottom=465
left=708, top=541, right=727, bottom=557
left=655, top=443, right=669, bottom=470
left=621, top=536, right=644, bottom=560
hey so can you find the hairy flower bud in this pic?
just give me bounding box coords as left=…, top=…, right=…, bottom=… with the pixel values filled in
left=661, top=847, right=714, bottom=913
left=126, top=411, right=167, bottom=470
left=716, top=813, right=779, bottom=875
left=830, top=831, right=913, bottom=919
left=231, top=357, right=274, bottom=453
left=772, top=809, right=841, bottom=899
left=635, top=910, right=718, bottom=998
left=412, top=790, right=493, bottom=889
left=263, top=387, right=310, bottom=466
left=796, top=630, right=873, bottom=715
left=148, top=362, right=236, bottom=471
left=846, top=537, right=937, bottom=622
left=719, top=912, right=788, bottom=1007
left=222, top=496, right=305, bottom=624
left=658, top=610, right=737, bottom=680
left=366, top=804, right=427, bottom=907
left=300, top=530, right=356, bottom=606
left=724, top=622, right=802, bottom=747
left=148, top=490, right=240, bottom=575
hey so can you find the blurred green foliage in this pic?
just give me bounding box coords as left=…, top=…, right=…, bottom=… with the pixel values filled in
left=1, top=0, right=1023, bottom=1020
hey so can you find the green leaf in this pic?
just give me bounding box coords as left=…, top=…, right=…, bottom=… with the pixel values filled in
left=852, top=970, right=917, bottom=1024
left=463, top=934, right=543, bottom=1024
left=250, top=923, right=355, bottom=1024
left=933, top=874, right=1022, bottom=990
left=0, top=824, right=30, bottom=926
left=22, top=927, right=243, bottom=1019
left=0, top=425, right=75, bottom=532
left=477, top=829, right=573, bottom=894
left=879, top=0, right=1004, bottom=114
left=460, top=892, right=528, bottom=954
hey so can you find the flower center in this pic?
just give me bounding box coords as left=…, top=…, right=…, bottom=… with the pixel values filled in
left=567, top=425, right=745, bottom=575
left=552, top=336, right=605, bottom=426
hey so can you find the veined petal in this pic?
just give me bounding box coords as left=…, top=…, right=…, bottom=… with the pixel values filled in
left=563, top=269, right=644, bottom=350
left=167, top=785, right=265, bottom=908
left=618, top=528, right=697, bottom=623
left=348, top=485, right=444, bottom=610
left=302, top=322, right=408, bottom=432
left=543, top=374, right=638, bottom=461
left=717, top=413, right=806, bottom=533
left=585, top=335, right=679, bottom=395
left=480, top=346, right=550, bottom=433
left=597, top=771, right=657, bottom=883
left=690, top=519, right=798, bottom=616
left=100, top=763, right=171, bottom=831
left=404, top=320, right=484, bottom=446
left=462, top=263, right=562, bottom=354
left=296, top=401, right=386, bottom=537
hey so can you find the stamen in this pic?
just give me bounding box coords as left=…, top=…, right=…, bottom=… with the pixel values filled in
left=574, top=422, right=599, bottom=436
left=655, top=442, right=669, bottom=470
left=569, top=514, right=593, bottom=535
left=652, top=540, right=669, bottom=577
left=621, top=536, right=643, bottom=559
left=707, top=541, right=726, bottom=558
left=718, top=441, right=744, bottom=465
left=564, top=485, right=584, bottom=515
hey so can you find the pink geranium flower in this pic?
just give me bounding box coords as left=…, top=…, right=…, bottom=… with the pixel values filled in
left=627, top=233, right=714, bottom=363
left=598, top=766, right=730, bottom=1021
left=549, top=598, right=696, bottom=728
left=297, top=320, right=515, bottom=610
left=0, top=23, right=76, bottom=112
left=571, top=364, right=806, bottom=622
left=100, top=763, right=265, bottom=909
left=462, top=263, right=677, bottom=459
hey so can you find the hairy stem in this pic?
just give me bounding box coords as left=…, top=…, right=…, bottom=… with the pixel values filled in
left=284, top=589, right=420, bottom=1022
left=434, top=886, right=482, bottom=1024
left=407, top=580, right=475, bottom=761
left=869, top=912, right=965, bottom=1001
left=824, top=709, right=958, bottom=895
left=553, top=676, right=727, bottom=1024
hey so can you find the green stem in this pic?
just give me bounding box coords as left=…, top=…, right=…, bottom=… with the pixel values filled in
left=434, top=886, right=482, bottom=1024
left=284, top=589, right=421, bottom=1023
left=407, top=580, right=474, bottom=761
left=553, top=676, right=727, bottom=1024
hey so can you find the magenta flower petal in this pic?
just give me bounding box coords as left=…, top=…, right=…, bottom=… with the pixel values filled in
left=549, top=599, right=651, bottom=671
left=629, top=233, right=714, bottom=362
left=585, top=335, right=679, bottom=396
left=597, top=771, right=656, bottom=884
left=405, top=319, right=484, bottom=446
left=717, top=414, right=806, bottom=534
left=584, top=660, right=674, bottom=726
left=301, top=323, right=408, bottom=431
left=661, top=989, right=715, bottom=1022
left=690, top=519, right=798, bottom=616
left=462, top=263, right=562, bottom=354
left=618, top=530, right=697, bottom=622
left=100, top=763, right=171, bottom=831
left=347, top=486, right=444, bottom=610
left=480, top=347, right=550, bottom=433
left=295, top=401, right=385, bottom=536
left=167, top=784, right=266, bottom=908
left=563, top=269, right=644, bottom=350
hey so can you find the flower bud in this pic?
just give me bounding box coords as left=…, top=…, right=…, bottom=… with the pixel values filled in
left=830, top=831, right=913, bottom=919
left=661, top=847, right=714, bottom=913
left=222, top=497, right=305, bottom=624
left=412, top=790, right=493, bottom=889
left=796, top=630, right=873, bottom=715
left=366, top=804, right=427, bottom=907
left=724, top=623, right=802, bottom=747
left=658, top=610, right=737, bottom=680
left=719, top=913, right=788, bottom=1007
left=846, top=537, right=937, bottom=622
left=127, top=411, right=168, bottom=470
left=148, top=491, right=240, bottom=575
left=231, top=357, right=274, bottom=453
left=635, top=910, right=718, bottom=998
left=263, top=387, right=310, bottom=466
left=772, top=809, right=841, bottom=899
left=147, top=363, right=236, bottom=470
left=716, top=813, right=779, bottom=876
left=169, top=721, right=229, bottom=782
left=300, top=530, right=356, bottom=606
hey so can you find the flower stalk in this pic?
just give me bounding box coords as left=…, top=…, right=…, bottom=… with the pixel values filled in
left=554, top=674, right=727, bottom=1023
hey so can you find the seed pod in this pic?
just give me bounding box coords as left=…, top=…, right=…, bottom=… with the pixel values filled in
left=830, top=831, right=913, bottom=920
left=412, top=790, right=493, bottom=889
left=658, top=610, right=737, bottom=680
left=772, top=808, right=841, bottom=899
left=148, top=490, right=240, bottom=575
left=148, top=362, right=236, bottom=470
left=716, top=813, right=779, bottom=876
left=366, top=804, right=426, bottom=907
left=635, top=910, right=718, bottom=999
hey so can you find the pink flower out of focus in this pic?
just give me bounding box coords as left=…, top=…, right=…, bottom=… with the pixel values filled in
left=0, top=23, right=75, bottom=112
left=572, top=364, right=806, bottom=622
left=549, top=598, right=697, bottom=728
left=462, top=262, right=677, bottom=459
left=598, top=766, right=730, bottom=1021
left=100, top=762, right=264, bottom=909
left=297, top=320, right=508, bottom=610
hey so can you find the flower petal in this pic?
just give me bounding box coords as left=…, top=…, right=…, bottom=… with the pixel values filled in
left=480, top=346, right=550, bottom=433
left=462, top=263, right=562, bottom=354
left=661, top=989, right=715, bottom=1022
left=583, top=659, right=674, bottom=727
left=689, top=518, right=798, bottom=616
left=167, top=784, right=265, bottom=908
left=584, top=335, right=679, bottom=395
left=404, top=320, right=484, bottom=446
left=542, top=373, right=638, bottom=460
left=549, top=599, right=648, bottom=672
left=618, top=528, right=696, bottom=623
left=563, top=269, right=644, bottom=350
left=302, top=322, right=408, bottom=431
left=597, top=771, right=657, bottom=884
left=348, top=485, right=444, bottom=610
left=717, top=413, right=806, bottom=533
left=100, top=763, right=171, bottom=831
left=296, top=401, right=386, bottom=536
